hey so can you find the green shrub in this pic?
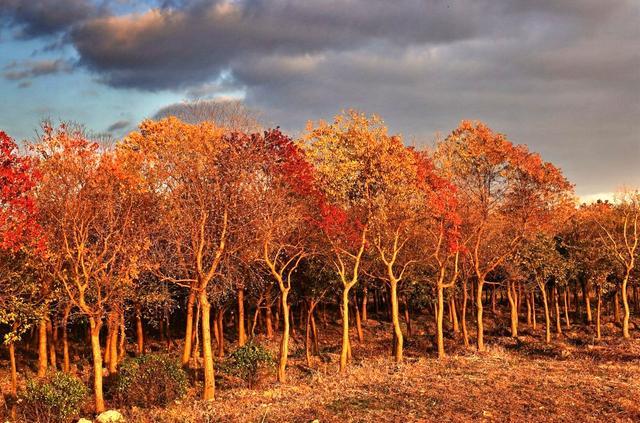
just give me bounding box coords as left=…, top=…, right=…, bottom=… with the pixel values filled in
left=111, top=353, right=188, bottom=408
left=223, top=342, right=274, bottom=388
left=19, top=371, right=87, bottom=423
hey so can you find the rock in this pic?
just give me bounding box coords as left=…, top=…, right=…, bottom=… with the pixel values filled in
left=77, top=419, right=93, bottom=423
left=96, top=410, right=124, bottom=423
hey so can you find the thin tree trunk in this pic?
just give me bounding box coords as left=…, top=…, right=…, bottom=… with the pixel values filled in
left=450, top=295, right=459, bottom=336
left=553, top=286, right=562, bottom=335
left=62, top=304, right=71, bottom=373
left=436, top=283, right=446, bottom=358
left=217, top=308, right=225, bottom=358
left=47, top=319, right=57, bottom=370
left=135, top=303, right=144, bottom=356
left=532, top=291, right=538, bottom=330
left=526, top=292, right=532, bottom=326
left=182, top=290, right=196, bottom=366
left=390, top=281, right=403, bottom=363
left=278, top=290, right=290, bottom=382
left=563, top=289, right=571, bottom=329
left=507, top=280, right=518, bottom=338
left=265, top=291, right=274, bottom=339
left=404, top=298, right=412, bottom=337
left=200, top=292, right=215, bottom=400
left=596, top=286, right=602, bottom=340
left=89, top=317, right=105, bottom=413
left=354, top=292, right=364, bottom=343
left=614, top=289, right=621, bottom=324
left=237, top=288, right=247, bottom=347
left=461, top=278, right=469, bottom=347
left=340, top=287, right=352, bottom=373
left=476, top=280, right=485, bottom=351
left=584, top=281, right=592, bottom=324
left=37, top=317, right=47, bottom=377
left=361, top=285, right=368, bottom=322
left=108, top=312, right=118, bottom=374
left=541, top=286, right=551, bottom=343
left=621, top=270, right=631, bottom=338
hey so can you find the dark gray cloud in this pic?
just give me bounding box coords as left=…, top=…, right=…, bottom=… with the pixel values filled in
left=106, top=119, right=130, bottom=132
left=3, top=59, right=73, bottom=81
left=0, top=0, right=100, bottom=38
left=0, top=0, right=638, bottom=195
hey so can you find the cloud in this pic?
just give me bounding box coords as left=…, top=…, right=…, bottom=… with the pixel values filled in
left=0, top=0, right=100, bottom=38
left=3, top=59, right=73, bottom=81
left=106, top=119, right=130, bottom=132
left=0, top=0, right=638, bottom=195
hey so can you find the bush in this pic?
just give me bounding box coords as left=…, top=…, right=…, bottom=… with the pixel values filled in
left=223, top=342, right=274, bottom=388
left=110, top=353, right=188, bottom=408
left=19, top=371, right=87, bottom=423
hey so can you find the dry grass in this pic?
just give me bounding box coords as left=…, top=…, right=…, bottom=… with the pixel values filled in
left=126, top=316, right=640, bottom=422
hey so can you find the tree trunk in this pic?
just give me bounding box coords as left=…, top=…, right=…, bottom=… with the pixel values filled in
left=237, top=288, right=247, bottom=347
left=135, top=303, right=144, bottom=356
left=305, top=300, right=318, bottom=367
left=118, top=312, right=126, bottom=361
left=62, top=304, right=71, bottom=373
left=265, top=291, right=274, bottom=339
left=596, top=286, right=602, bottom=340
left=361, top=285, right=368, bottom=322
left=461, top=278, right=469, bottom=348
left=526, top=292, right=532, bottom=326
left=108, top=312, right=118, bottom=374
left=583, top=281, right=592, bottom=324
left=340, top=287, right=352, bottom=373
left=278, top=289, right=290, bottom=382
left=37, top=317, right=47, bottom=377
left=532, top=291, right=537, bottom=330
left=563, top=289, right=571, bottom=329
left=476, top=280, right=486, bottom=351
left=89, top=317, right=105, bottom=413
left=217, top=309, right=225, bottom=358
left=622, top=270, right=631, bottom=338
left=507, top=280, right=518, bottom=338
left=436, top=283, right=446, bottom=358
left=450, top=295, right=459, bottom=336
left=200, top=292, right=215, bottom=401
left=404, top=298, right=412, bottom=337
left=553, top=286, right=562, bottom=335
left=541, top=286, right=551, bottom=343
left=614, top=289, right=621, bottom=324
left=390, top=281, right=403, bottom=363
left=354, top=292, right=364, bottom=343
left=47, top=319, right=57, bottom=371
left=182, top=290, right=196, bottom=366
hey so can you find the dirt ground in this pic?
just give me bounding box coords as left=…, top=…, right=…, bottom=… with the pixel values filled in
left=3, top=312, right=640, bottom=422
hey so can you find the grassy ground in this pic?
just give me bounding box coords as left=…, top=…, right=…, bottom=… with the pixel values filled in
left=3, top=312, right=640, bottom=422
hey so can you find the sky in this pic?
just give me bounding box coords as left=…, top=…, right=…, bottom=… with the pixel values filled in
left=0, top=0, right=638, bottom=199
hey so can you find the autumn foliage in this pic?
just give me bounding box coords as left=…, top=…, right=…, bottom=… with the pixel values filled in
left=0, top=112, right=638, bottom=421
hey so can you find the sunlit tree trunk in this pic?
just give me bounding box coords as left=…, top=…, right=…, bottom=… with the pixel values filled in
left=436, top=281, right=446, bottom=358
left=476, top=280, right=485, bottom=351
left=563, top=289, right=571, bottom=329
left=200, top=291, right=215, bottom=400
left=541, top=286, right=551, bottom=344
left=279, top=289, right=290, bottom=382
left=596, top=286, right=602, bottom=340
left=361, top=284, right=368, bottom=322
left=47, top=319, right=57, bottom=370
left=135, top=303, right=144, bottom=356
left=62, top=304, right=71, bottom=372
left=553, top=286, right=562, bottom=335
left=507, top=280, right=518, bottom=338
left=237, top=288, right=247, bottom=347
left=37, top=317, right=47, bottom=377
left=461, top=278, right=469, bottom=347
left=182, top=290, right=196, bottom=366
left=621, top=268, right=632, bottom=338
left=89, top=317, right=105, bottom=413
left=340, top=287, right=352, bottom=372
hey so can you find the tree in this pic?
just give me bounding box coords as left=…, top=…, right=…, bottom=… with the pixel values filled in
left=434, top=121, right=573, bottom=351
left=590, top=191, right=639, bottom=338
left=303, top=110, right=383, bottom=372
left=34, top=123, right=152, bottom=412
